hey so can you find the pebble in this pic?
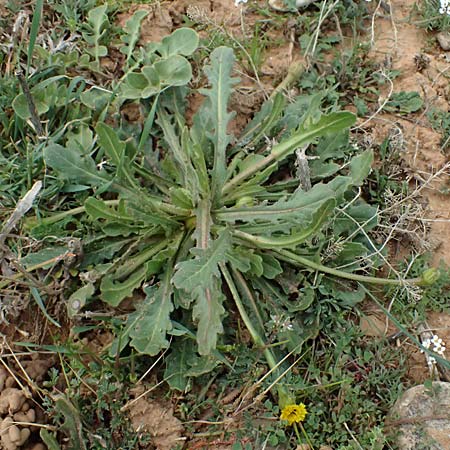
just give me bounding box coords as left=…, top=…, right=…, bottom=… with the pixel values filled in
left=436, top=32, right=450, bottom=51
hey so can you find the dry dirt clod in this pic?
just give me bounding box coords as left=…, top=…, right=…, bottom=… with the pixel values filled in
left=22, top=357, right=53, bottom=383
left=129, top=395, right=183, bottom=450
left=0, top=389, right=27, bottom=415
left=13, top=408, right=35, bottom=423
left=0, top=417, right=30, bottom=450
left=436, top=32, right=450, bottom=51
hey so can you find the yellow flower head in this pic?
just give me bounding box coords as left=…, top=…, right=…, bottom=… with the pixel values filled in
left=280, top=403, right=307, bottom=425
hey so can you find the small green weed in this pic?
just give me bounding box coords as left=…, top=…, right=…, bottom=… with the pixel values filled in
left=427, top=107, right=450, bottom=152
left=40, top=340, right=146, bottom=449
left=415, top=0, right=450, bottom=31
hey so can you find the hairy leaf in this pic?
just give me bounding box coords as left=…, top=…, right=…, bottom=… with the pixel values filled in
left=158, top=28, right=199, bottom=58
left=96, top=123, right=126, bottom=170
left=120, top=9, right=149, bottom=64
left=164, top=339, right=191, bottom=391
left=232, top=198, right=336, bottom=248
left=200, top=47, right=239, bottom=200
left=44, top=143, right=111, bottom=186
left=222, top=111, right=356, bottom=195
left=172, top=229, right=231, bottom=291
left=129, top=274, right=174, bottom=355
left=349, top=149, right=374, bottom=185
left=100, top=265, right=146, bottom=306
left=153, top=56, right=192, bottom=87
left=85, top=198, right=131, bottom=222
left=217, top=183, right=336, bottom=226
left=192, top=278, right=225, bottom=355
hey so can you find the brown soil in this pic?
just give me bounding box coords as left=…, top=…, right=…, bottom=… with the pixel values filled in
left=367, top=0, right=450, bottom=266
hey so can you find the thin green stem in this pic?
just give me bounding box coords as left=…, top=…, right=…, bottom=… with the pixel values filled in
left=272, top=249, right=424, bottom=286
left=220, top=263, right=278, bottom=372
left=293, top=423, right=302, bottom=445
left=231, top=267, right=266, bottom=334
left=23, top=201, right=120, bottom=230
left=299, top=423, right=315, bottom=450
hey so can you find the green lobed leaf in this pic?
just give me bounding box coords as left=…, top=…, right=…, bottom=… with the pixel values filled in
left=349, top=149, right=374, bottom=186
left=157, top=107, right=200, bottom=196
left=129, top=274, right=174, bottom=355
left=192, top=278, right=225, bottom=355
left=217, top=182, right=336, bottom=225
left=20, top=246, right=67, bottom=269
left=222, top=111, right=357, bottom=195
left=200, top=47, right=239, bottom=201
left=100, top=265, right=146, bottom=307
left=164, top=339, right=191, bottom=391
left=80, top=87, right=111, bottom=110
left=238, top=92, right=286, bottom=148
left=154, top=55, right=192, bottom=87
left=85, top=198, right=132, bottom=222
left=261, top=254, right=283, bottom=279
left=169, top=187, right=194, bottom=209
left=44, top=143, right=111, bottom=186
left=40, top=429, right=61, bottom=450
left=82, top=5, right=109, bottom=62
left=172, top=229, right=231, bottom=291
left=95, top=122, right=126, bottom=169
left=12, top=89, right=49, bottom=120
left=164, top=337, right=221, bottom=390
left=120, top=10, right=149, bottom=64
left=232, top=198, right=336, bottom=249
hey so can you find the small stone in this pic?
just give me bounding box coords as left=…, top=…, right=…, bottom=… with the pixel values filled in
left=437, top=32, right=450, bottom=51
left=388, top=382, right=450, bottom=450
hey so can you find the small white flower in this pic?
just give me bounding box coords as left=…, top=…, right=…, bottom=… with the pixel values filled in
left=440, top=0, right=450, bottom=15
left=235, top=0, right=248, bottom=6
left=431, top=335, right=442, bottom=345
left=421, top=338, right=431, bottom=350
left=434, top=344, right=446, bottom=355
left=282, top=320, right=294, bottom=331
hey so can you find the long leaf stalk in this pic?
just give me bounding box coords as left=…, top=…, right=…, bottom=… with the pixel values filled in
left=24, top=200, right=120, bottom=229
left=220, top=263, right=271, bottom=360
left=220, top=263, right=294, bottom=405
left=231, top=268, right=265, bottom=333
left=24, top=183, right=191, bottom=230
left=271, top=248, right=436, bottom=286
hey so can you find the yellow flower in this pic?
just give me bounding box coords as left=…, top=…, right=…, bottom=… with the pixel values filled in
left=280, top=403, right=307, bottom=425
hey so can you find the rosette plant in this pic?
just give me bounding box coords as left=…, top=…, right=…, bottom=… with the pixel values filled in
left=37, top=30, right=435, bottom=393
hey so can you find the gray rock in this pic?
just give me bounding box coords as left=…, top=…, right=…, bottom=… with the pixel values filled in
left=388, top=382, right=450, bottom=450
left=437, top=32, right=450, bottom=51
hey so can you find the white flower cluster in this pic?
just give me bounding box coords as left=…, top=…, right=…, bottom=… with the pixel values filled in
left=421, top=334, right=447, bottom=364
left=440, top=0, right=450, bottom=15
left=270, top=314, right=294, bottom=332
